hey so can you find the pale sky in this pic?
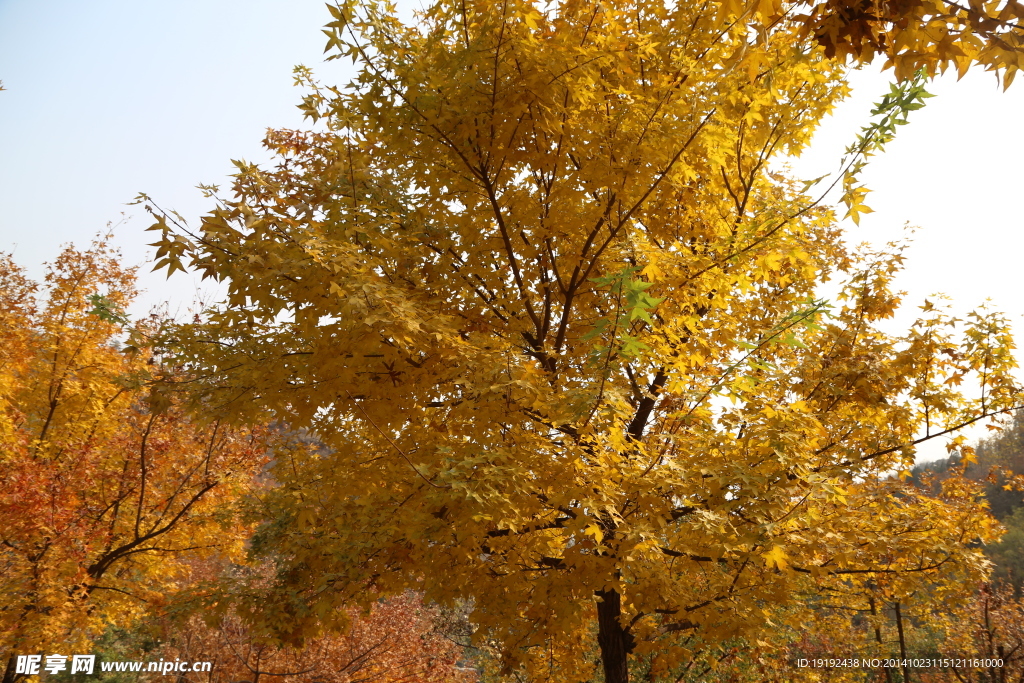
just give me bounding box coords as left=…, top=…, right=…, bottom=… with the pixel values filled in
left=2, top=0, right=1022, bottom=462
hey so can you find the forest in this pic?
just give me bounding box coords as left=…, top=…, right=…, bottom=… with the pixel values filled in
left=3, top=0, right=1024, bottom=682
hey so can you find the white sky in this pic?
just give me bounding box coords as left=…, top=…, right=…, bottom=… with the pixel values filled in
left=2, top=0, right=1022, bottom=462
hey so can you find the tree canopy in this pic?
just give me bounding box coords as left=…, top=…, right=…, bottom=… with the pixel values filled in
left=143, top=1, right=1022, bottom=681
left=0, top=243, right=465, bottom=683
left=790, top=0, right=1024, bottom=85
left=0, top=244, right=274, bottom=681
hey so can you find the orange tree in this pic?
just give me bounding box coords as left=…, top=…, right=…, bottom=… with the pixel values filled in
left=152, top=577, right=471, bottom=683
left=145, top=1, right=1021, bottom=681
left=0, top=243, right=278, bottom=682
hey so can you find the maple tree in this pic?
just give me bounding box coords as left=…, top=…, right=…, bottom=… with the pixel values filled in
left=789, top=0, right=1024, bottom=86
left=143, top=1, right=1022, bottom=681
left=0, top=243, right=275, bottom=682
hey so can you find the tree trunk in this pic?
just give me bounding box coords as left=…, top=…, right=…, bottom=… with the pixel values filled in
left=894, top=600, right=910, bottom=683
left=2, top=655, right=21, bottom=683
left=596, top=588, right=635, bottom=683
left=869, top=596, right=894, bottom=683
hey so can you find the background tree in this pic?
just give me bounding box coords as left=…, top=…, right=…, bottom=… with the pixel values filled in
left=145, top=1, right=1022, bottom=681
left=935, top=582, right=1024, bottom=682
left=0, top=243, right=275, bottom=682
left=151, top=558, right=471, bottom=683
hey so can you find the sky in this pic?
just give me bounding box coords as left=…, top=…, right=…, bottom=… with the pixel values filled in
left=2, top=0, right=1022, bottom=461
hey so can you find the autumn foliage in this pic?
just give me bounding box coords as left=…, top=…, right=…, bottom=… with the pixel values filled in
left=153, top=576, right=469, bottom=683
left=3, top=0, right=1022, bottom=682
left=141, top=1, right=1022, bottom=682
left=791, top=0, right=1024, bottom=85
left=1, top=244, right=475, bottom=683
left=0, top=244, right=276, bottom=672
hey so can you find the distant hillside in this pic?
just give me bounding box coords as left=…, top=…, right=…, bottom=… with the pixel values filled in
left=912, top=410, right=1024, bottom=589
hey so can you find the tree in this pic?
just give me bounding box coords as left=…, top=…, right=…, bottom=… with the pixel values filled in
left=782, top=475, right=1002, bottom=683
left=789, top=0, right=1024, bottom=86
left=147, top=556, right=472, bottom=683
left=145, top=1, right=1021, bottom=681
left=936, top=582, right=1024, bottom=682
left=0, top=243, right=276, bottom=682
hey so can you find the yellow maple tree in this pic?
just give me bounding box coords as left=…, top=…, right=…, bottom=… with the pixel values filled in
left=787, top=0, right=1024, bottom=85
left=144, top=1, right=1020, bottom=681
